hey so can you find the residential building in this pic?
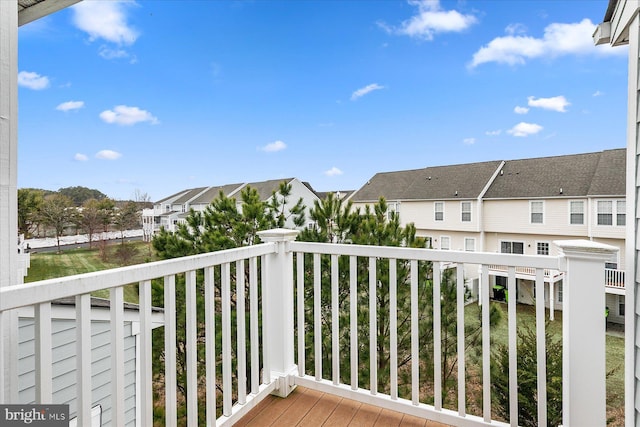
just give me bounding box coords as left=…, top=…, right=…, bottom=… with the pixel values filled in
left=349, top=149, right=626, bottom=323
left=142, top=178, right=320, bottom=234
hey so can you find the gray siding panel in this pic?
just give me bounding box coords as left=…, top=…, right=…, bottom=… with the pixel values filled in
left=18, top=317, right=139, bottom=427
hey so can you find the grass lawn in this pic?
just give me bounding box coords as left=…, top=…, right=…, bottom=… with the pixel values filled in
left=25, top=241, right=156, bottom=303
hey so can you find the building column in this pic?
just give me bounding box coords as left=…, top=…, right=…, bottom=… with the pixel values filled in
left=0, top=0, right=19, bottom=404
left=555, top=239, right=618, bottom=427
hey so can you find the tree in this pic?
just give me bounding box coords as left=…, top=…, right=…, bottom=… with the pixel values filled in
left=267, top=181, right=306, bottom=228
left=113, top=201, right=140, bottom=244
left=17, top=188, right=44, bottom=237
left=298, top=192, right=359, bottom=243
left=78, top=199, right=105, bottom=249
left=151, top=186, right=276, bottom=423
left=38, top=194, right=74, bottom=253
left=58, top=186, right=107, bottom=206
left=491, top=323, right=562, bottom=427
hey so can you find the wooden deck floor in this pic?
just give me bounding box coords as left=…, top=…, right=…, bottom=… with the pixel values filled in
left=235, top=386, right=451, bottom=427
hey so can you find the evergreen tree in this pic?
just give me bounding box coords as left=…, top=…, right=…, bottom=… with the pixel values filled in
left=491, top=323, right=562, bottom=427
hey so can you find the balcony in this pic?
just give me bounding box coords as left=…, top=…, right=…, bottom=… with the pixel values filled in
left=0, top=231, right=615, bottom=426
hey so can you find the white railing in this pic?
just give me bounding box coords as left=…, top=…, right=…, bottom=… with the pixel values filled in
left=0, top=230, right=616, bottom=427
left=605, top=268, right=626, bottom=289
left=488, top=264, right=559, bottom=280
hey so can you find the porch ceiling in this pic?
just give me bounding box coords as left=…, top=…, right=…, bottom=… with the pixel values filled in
left=17, top=0, right=81, bottom=27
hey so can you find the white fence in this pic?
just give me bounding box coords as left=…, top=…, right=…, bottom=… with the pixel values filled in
left=0, top=230, right=617, bottom=426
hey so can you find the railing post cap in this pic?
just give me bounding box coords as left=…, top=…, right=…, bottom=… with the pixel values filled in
left=553, top=239, right=618, bottom=259
left=257, top=228, right=299, bottom=242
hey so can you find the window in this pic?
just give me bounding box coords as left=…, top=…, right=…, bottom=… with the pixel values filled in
left=558, top=283, right=563, bottom=303
left=530, top=201, right=544, bottom=224
left=619, top=295, right=625, bottom=316
left=569, top=201, right=584, bottom=225
left=434, top=202, right=444, bottom=221
left=501, top=241, right=524, bottom=254
left=440, top=236, right=450, bottom=250
left=597, top=201, right=613, bottom=225
left=461, top=202, right=471, bottom=222
left=464, top=237, right=475, bottom=252
left=617, top=200, right=626, bottom=226
left=537, top=242, right=550, bottom=255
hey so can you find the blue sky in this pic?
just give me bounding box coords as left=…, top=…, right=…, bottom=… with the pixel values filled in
left=17, top=0, right=627, bottom=201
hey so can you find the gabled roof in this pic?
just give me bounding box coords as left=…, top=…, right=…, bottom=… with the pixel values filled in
left=484, top=149, right=625, bottom=199
left=588, top=149, right=626, bottom=196
left=241, top=178, right=296, bottom=200
left=351, top=161, right=503, bottom=202
left=190, top=184, right=244, bottom=205
left=172, top=187, right=208, bottom=204
left=352, top=149, right=625, bottom=203
left=156, top=189, right=192, bottom=204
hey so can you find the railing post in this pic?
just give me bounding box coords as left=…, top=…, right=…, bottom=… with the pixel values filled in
left=554, top=239, right=618, bottom=427
left=257, top=228, right=299, bottom=398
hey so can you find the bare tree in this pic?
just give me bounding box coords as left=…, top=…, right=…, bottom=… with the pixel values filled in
left=38, top=194, right=74, bottom=253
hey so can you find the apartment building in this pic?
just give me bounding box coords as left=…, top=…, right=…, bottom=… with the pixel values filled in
left=349, top=149, right=626, bottom=323
left=143, top=178, right=319, bottom=235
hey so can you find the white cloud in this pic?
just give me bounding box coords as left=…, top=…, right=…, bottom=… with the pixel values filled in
left=507, top=122, right=543, bottom=137
left=74, top=153, right=88, bottom=161
left=593, top=90, right=604, bottom=97
left=351, top=83, right=384, bottom=100
left=469, top=19, right=625, bottom=68
left=527, top=95, right=570, bottom=112
left=260, top=140, right=287, bottom=152
left=56, top=101, right=85, bottom=112
left=95, top=149, right=122, bottom=160
left=463, top=138, right=476, bottom=145
left=18, top=71, right=49, bottom=90
left=485, top=129, right=502, bottom=136
left=99, top=105, right=159, bottom=126
left=514, top=106, right=529, bottom=114
left=72, top=0, right=139, bottom=45
left=99, top=46, right=130, bottom=60
left=324, top=167, right=343, bottom=177
left=379, top=0, right=477, bottom=41
left=505, top=23, right=527, bottom=36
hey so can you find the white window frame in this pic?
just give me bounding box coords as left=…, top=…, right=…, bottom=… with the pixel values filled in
left=558, top=283, right=563, bottom=303
left=597, top=200, right=613, bottom=225
left=434, top=202, right=444, bottom=222
left=530, top=200, right=544, bottom=224
left=536, top=241, right=550, bottom=256
left=440, top=236, right=450, bottom=250
left=461, top=201, right=471, bottom=222
left=617, top=200, right=626, bottom=226
left=464, top=237, right=475, bottom=252
left=569, top=200, right=584, bottom=225
left=597, top=199, right=625, bottom=226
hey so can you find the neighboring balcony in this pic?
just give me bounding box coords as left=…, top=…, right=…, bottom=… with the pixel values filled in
left=0, top=231, right=616, bottom=427
left=488, top=264, right=625, bottom=294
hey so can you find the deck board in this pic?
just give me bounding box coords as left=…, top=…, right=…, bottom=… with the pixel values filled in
left=235, top=386, right=451, bottom=427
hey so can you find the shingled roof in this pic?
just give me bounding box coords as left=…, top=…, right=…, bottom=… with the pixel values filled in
left=190, top=183, right=244, bottom=205
left=352, top=149, right=625, bottom=202
left=172, top=187, right=208, bottom=204
left=484, top=149, right=625, bottom=199
left=351, top=161, right=503, bottom=202
left=242, top=178, right=296, bottom=200
left=588, top=149, right=625, bottom=196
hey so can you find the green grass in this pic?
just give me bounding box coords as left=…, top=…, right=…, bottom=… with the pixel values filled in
left=25, top=241, right=156, bottom=303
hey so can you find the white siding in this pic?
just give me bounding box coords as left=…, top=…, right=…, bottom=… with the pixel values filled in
left=18, top=318, right=137, bottom=427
